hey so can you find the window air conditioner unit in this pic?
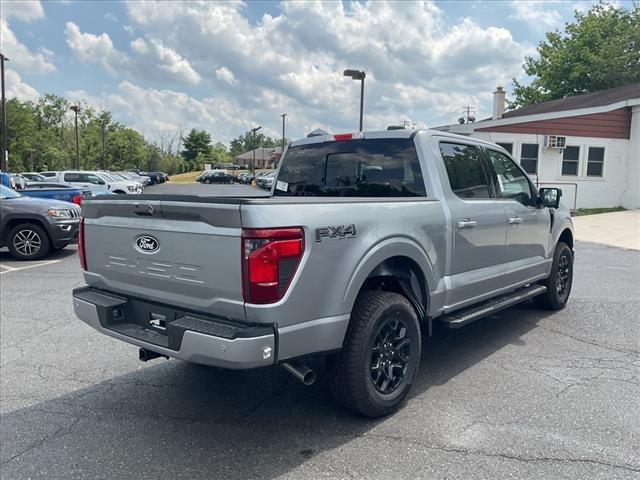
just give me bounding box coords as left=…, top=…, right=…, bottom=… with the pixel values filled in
left=544, top=135, right=567, bottom=149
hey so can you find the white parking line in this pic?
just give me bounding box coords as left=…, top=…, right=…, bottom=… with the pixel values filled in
left=0, top=259, right=62, bottom=274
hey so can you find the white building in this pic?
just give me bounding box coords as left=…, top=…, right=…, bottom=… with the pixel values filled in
left=436, top=84, right=640, bottom=210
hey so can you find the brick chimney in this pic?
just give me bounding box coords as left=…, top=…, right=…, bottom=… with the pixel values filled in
left=492, top=86, right=506, bottom=120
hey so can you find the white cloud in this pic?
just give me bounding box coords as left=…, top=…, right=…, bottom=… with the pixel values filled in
left=119, top=0, right=532, bottom=135
left=1, top=19, right=55, bottom=74
left=510, top=1, right=564, bottom=31
left=65, top=22, right=201, bottom=85
left=5, top=69, right=39, bottom=101
left=215, top=66, right=236, bottom=85
left=65, top=21, right=126, bottom=75
left=130, top=37, right=201, bottom=85
left=1, top=0, right=44, bottom=21
left=60, top=1, right=535, bottom=140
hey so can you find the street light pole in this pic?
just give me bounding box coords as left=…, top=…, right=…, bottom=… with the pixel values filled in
left=0, top=53, right=9, bottom=172
left=280, top=113, right=286, bottom=162
left=250, top=125, right=261, bottom=175
left=70, top=104, right=80, bottom=170
left=343, top=69, right=366, bottom=131
left=100, top=115, right=106, bottom=170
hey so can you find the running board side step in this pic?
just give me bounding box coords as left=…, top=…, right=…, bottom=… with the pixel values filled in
left=439, top=285, right=546, bottom=329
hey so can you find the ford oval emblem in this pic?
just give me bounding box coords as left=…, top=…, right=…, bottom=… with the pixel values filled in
left=136, top=235, right=159, bottom=253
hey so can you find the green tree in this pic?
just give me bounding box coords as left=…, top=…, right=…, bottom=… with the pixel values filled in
left=106, top=127, right=147, bottom=169
left=511, top=1, right=640, bottom=108
left=6, top=98, right=37, bottom=171
left=229, top=136, right=246, bottom=157
left=228, top=131, right=282, bottom=157
left=210, top=142, right=230, bottom=164
left=194, top=151, right=207, bottom=170
left=158, top=153, right=182, bottom=175
left=181, top=129, right=213, bottom=170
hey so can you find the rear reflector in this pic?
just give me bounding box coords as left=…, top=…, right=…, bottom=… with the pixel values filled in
left=78, top=217, right=87, bottom=270
left=242, top=227, right=304, bottom=304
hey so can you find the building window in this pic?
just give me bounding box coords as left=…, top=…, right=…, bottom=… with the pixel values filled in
left=520, top=143, right=539, bottom=175
left=587, top=147, right=605, bottom=177
left=561, top=146, right=580, bottom=176
left=496, top=142, right=513, bottom=154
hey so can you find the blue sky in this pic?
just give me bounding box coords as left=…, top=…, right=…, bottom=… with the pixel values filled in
left=2, top=0, right=630, bottom=144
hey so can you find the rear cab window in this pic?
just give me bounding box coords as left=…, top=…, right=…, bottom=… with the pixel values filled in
left=274, top=138, right=426, bottom=197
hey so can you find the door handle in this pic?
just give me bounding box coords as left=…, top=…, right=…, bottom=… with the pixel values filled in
left=509, top=217, right=523, bottom=225
left=457, top=219, right=478, bottom=229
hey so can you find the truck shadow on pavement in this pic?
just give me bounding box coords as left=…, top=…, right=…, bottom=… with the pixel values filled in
left=1, top=302, right=548, bottom=479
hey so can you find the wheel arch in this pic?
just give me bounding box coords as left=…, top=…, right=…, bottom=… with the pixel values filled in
left=559, top=228, right=574, bottom=249
left=2, top=216, right=51, bottom=245
left=343, top=238, right=436, bottom=335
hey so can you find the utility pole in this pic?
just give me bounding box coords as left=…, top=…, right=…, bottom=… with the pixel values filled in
left=280, top=113, right=286, bottom=147
left=280, top=113, right=286, bottom=163
left=250, top=126, right=261, bottom=175
left=70, top=104, right=80, bottom=170
left=0, top=53, right=9, bottom=172
left=100, top=116, right=106, bottom=170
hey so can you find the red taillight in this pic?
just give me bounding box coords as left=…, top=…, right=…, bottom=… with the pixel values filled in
left=78, top=217, right=87, bottom=270
left=333, top=133, right=353, bottom=141
left=242, top=227, right=304, bottom=304
left=71, top=194, right=82, bottom=205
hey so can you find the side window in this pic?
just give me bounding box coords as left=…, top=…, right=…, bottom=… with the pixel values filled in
left=439, top=143, right=491, bottom=200
left=63, top=173, right=79, bottom=182
left=486, top=149, right=535, bottom=207
left=587, top=147, right=605, bottom=177
left=520, top=143, right=539, bottom=175
left=496, top=142, right=513, bottom=154
left=86, top=174, right=102, bottom=184
left=561, top=146, right=580, bottom=176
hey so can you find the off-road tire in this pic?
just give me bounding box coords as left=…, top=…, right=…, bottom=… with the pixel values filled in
left=533, top=241, right=573, bottom=310
left=327, top=290, right=421, bottom=418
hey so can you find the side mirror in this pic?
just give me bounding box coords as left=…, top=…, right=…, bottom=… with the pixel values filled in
left=539, top=187, right=562, bottom=208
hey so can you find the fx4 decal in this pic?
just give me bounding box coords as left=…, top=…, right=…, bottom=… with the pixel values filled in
left=315, top=224, right=357, bottom=242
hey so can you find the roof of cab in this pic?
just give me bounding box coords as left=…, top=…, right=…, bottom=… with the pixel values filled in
left=289, top=128, right=501, bottom=149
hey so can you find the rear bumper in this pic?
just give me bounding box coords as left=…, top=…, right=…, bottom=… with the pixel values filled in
left=72, top=287, right=276, bottom=369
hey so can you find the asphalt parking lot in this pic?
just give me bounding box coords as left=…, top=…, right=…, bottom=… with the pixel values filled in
left=1, top=192, right=639, bottom=479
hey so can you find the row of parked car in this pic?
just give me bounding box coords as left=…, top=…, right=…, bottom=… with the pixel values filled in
left=195, top=170, right=275, bottom=188
left=0, top=169, right=169, bottom=261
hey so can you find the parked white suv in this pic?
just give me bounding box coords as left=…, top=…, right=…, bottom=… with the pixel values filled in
left=95, top=171, right=144, bottom=194
left=41, top=171, right=142, bottom=195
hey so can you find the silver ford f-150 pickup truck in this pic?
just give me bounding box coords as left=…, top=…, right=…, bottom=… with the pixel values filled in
left=72, top=129, right=574, bottom=417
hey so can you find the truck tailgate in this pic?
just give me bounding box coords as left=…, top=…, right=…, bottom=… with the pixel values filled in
left=81, top=199, right=245, bottom=321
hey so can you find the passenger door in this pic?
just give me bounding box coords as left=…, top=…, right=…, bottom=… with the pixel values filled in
left=438, top=142, right=508, bottom=308
left=484, top=148, right=551, bottom=285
